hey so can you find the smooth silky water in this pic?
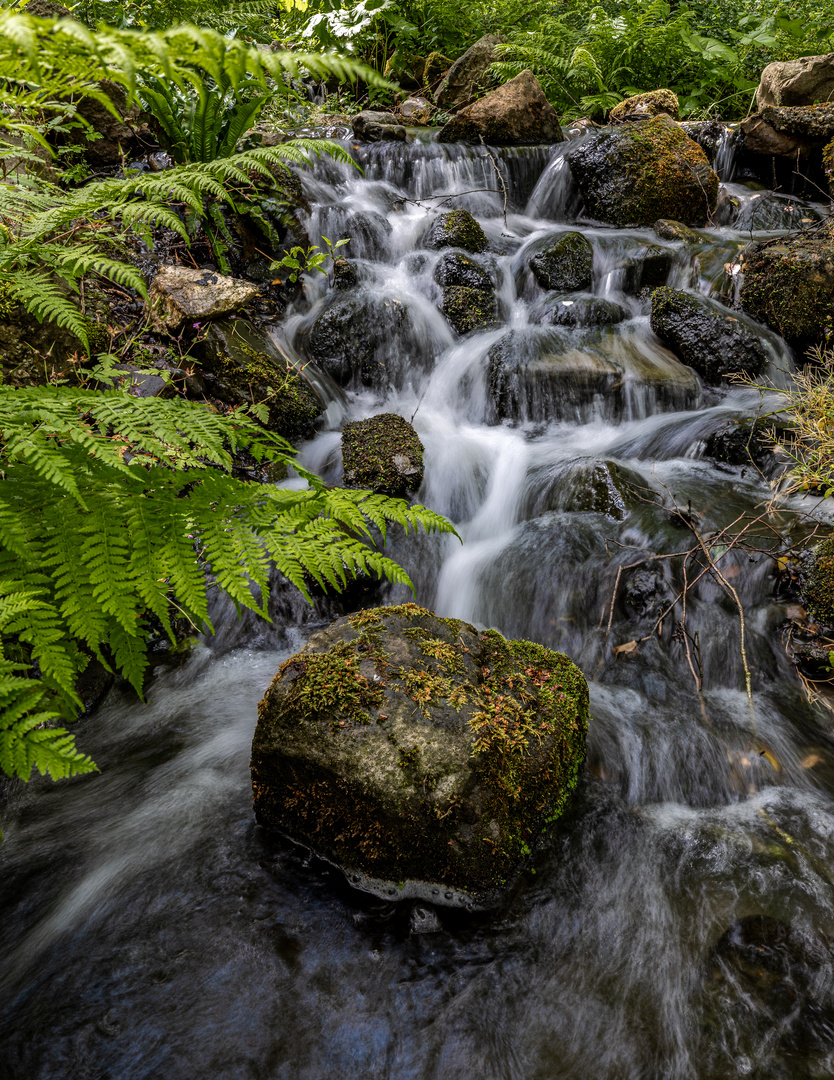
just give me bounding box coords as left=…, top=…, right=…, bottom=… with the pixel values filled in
left=3, top=132, right=834, bottom=1079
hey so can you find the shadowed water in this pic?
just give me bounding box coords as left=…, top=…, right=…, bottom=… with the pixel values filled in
left=2, top=131, right=834, bottom=1080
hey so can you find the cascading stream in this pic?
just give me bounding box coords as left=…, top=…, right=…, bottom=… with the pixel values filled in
left=2, top=131, right=834, bottom=1080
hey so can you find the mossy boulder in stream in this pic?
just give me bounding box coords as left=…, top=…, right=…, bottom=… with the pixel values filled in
left=565, top=115, right=718, bottom=227
left=650, top=287, right=768, bottom=383
left=529, top=232, right=593, bottom=292
left=423, top=209, right=488, bottom=254
left=800, top=538, right=834, bottom=626
left=251, top=604, right=588, bottom=908
left=341, top=413, right=424, bottom=495
left=441, top=285, right=497, bottom=334
left=739, top=226, right=834, bottom=346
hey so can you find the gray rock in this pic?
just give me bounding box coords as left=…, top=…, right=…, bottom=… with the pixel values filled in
left=304, top=292, right=408, bottom=388
left=757, top=53, right=834, bottom=108
left=434, top=34, right=501, bottom=111
left=650, top=287, right=768, bottom=383
left=352, top=110, right=407, bottom=143
left=251, top=604, right=588, bottom=908
left=438, top=70, right=563, bottom=145
left=147, top=266, right=259, bottom=333
left=534, top=294, right=628, bottom=328
left=609, top=89, right=679, bottom=123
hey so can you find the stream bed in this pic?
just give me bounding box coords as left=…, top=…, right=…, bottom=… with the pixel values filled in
left=3, top=132, right=834, bottom=1079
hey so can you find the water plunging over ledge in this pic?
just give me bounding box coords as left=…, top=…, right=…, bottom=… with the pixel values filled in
left=3, top=132, right=834, bottom=1080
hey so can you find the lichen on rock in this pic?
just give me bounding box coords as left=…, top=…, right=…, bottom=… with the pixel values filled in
left=801, top=539, right=834, bottom=626
left=251, top=604, right=588, bottom=907
left=341, top=413, right=424, bottom=495
left=565, top=114, right=718, bottom=227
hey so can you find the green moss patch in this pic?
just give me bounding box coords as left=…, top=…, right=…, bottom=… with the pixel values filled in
left=423, top=209, right=488, bottom=254
left=802, top=538, right=834, bottom=626
left=341, top=412, right=424, bottom=496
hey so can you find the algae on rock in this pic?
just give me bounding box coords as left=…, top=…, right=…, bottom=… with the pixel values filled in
left=251, top=604, right=588, bottom=907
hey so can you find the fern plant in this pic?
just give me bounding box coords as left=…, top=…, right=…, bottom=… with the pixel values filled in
left=0, top=385, right=455, bottom=797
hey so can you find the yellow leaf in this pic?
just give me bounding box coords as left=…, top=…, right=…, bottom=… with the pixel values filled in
left=802, top=753, right=823, bottom=769
left=613, top=640, right=638, bottom=657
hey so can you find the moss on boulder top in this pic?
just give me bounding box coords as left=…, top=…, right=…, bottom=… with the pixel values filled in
left=423, top=209, right=488, bottom=254
left=251, top=604, right=588, bottom=907
left=739, top=226, right=834, bottom=346
left=565, top=114, right=718, bottom=227
left=342, top=413, right=424, bottom=496
left=609, top=89, right=679, bottom=123
left=650, top=287, right=768, bottom=384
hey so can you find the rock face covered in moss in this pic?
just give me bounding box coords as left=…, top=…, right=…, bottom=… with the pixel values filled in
left=441, top=286, right=497, bottom=334
left=341, top=413, right=424, bottom=495
left=565, top=115, right=718, bottom=227
left=739, top=227, right=834, bottom=345
left=198, top=319, right=324, bottom=441
left=438, top=70, right=563, bottom=145
left=529, top=232, right=593, bottom=291
left=423, top=209, right=488, bottom=253
left=251, top=604, right=588, bottom=907
left=650, top=287, right=768, bottom=383
left=800, top=539, right=834, bottom=626
left=609, top=89, right=679, bottom=123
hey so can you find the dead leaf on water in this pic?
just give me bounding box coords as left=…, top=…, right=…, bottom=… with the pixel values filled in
left=613, top=640, right=638, bottom=657
left=802, top=754, right=824, bottom=769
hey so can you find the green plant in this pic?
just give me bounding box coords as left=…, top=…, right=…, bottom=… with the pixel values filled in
left=0, top=385, right=456, bottom=800
left=271, top=235, right=350, bottom=283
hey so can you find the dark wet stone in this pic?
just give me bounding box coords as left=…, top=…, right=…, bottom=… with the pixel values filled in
left=441, top=285, right=497, bottom=334
left=341, top=413, right=424, bottom=496
left=304, top=293, right=408, bottom=388
left=433, top=251, right=492, bottom=290
left=534, top=294, right=628, bottom=328
left=529, top=232, right=593, bottom=292
left=650, top=287, right=768, bottom=383
left=704, top=416, right=792, bottom=473
left=333, top=258, right=358, bottom=291
left=423, top=210, right=488, bottom=254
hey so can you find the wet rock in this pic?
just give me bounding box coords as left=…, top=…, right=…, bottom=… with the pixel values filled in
left=650, top=287, right=768, bottom=383
left=352, top=110, right=407, bottom=143
left=618, top=244, right=673, bottom=293
left=409, top=903, right=441, bottom=934
left=529, top=232, right=593, bottom=292
left=757, top=53, right=834, bottom=108
left=398, top=96, right=432, bottom=125
left=304, top=292, right=408, bottom=388
left=251, top=604, right=588, bottom=907
left=534, top=294, right=628, bottom=328
left=739, top=227, right=834, bottom=346
left=434, top=34, right=501, bottom=111
left=533, top=460, right=643, bottom=520
left=423, top=209, right=488, bottom=254
left=441, top=285, right=497, bottom=334
left=704, top=416, right=792, bottom=473
left=706, top=915, right=834, bottom=1055
left=741, top=104, right=834, bottom=158
left=624, top=567, right=671, bottom=617
left=332, top=257, right=358, bottom=291
left=565, top=115, right=718, bottom=227
left=433, top=250, right=492, bottom=290
left=147, top=266, right=259, bottom=333
left=800, top=538, right=834, bottom=627
left=196, top=319, right=325, bottom=441
left=653, top=219, right=702, bottom=244
left=609, top=89, right=679, bottom=123
left=341, top=413, right=424, bottom=496
left=438, top=70, right=563, bottom=146
left=422, top=52, right=451, bottom=89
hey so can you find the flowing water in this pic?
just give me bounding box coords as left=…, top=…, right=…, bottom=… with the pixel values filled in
left=3, top=132, right=834, bottom=1080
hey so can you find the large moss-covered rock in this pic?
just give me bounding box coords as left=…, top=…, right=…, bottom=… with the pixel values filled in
left=529, top=232, right=593, bottom=291
left=304, top=292, right=408, bottom=387
left=739, top=228, right=834, bottom=346
left=423, top=209, right=488, bottom=253
left=565, top=115, right=718, bottom=227
left=438, top=70, right=563, bottom=146
left=341, top=413, right=424, bottom=495
left=609, top=89, right=679, bottom=123
left=423, top=52, right=451, bottom=88
left=251, top=604, right=588, bottom=907
left=197, top=319, right=324, bottom=441
left=434, top=34, right=501, bottom=111
left=650, top=287, right=768, bottom=383
left=800, top=538, right=834, bottom=626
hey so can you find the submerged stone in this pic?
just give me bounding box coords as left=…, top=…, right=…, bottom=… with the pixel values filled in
left=251, top=604, right=588, bottom=907
left=423, top=209, right=488, bottom=254
left=650, top=287, right=768, bottom=383
left=653, top=219, right=702, bottom=244
left=529, top=232, right=593, bottom=292
left=341, top=413, right=424, bottom=496
left=565, top=114, right=718, bottom=227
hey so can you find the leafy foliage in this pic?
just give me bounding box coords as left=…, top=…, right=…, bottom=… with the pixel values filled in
left=0, top=385, right=456, bottom=788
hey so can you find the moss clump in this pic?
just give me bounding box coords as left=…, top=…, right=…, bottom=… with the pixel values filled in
left=739, top=230, right=834, bottom=346
left=423, top=209, right=488, bottom=254
left=441, top=284, right=497, bottom=334
left=529, top=232, right=593, bottom=292
left=609, top=89, right=679, bottom=122
left=422, top=51, right=451, bottom=86
left=824, top=138, right=834, bottom=199
left=252, top=607, right=589, bottom=904
left=341, top=412, right=424, bottom=496
left=802, top=538, right=834, bottom=626
left=566, top=114, right=718, bottom=227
